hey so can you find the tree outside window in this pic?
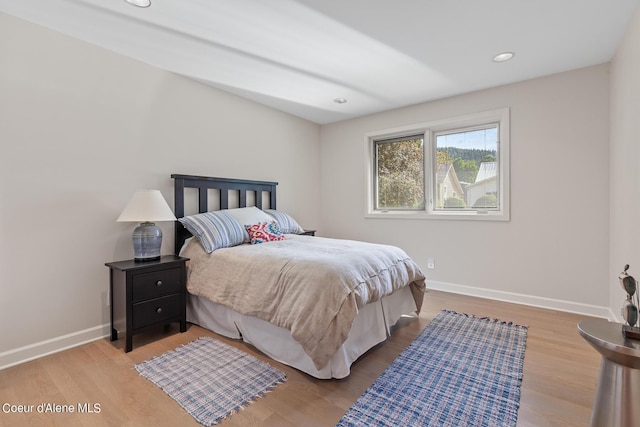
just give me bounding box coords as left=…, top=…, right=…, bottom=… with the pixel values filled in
left=375, top=136, right=425, bottom=210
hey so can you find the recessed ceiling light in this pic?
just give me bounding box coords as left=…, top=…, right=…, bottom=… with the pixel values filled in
left=124, top=0, right=151, bottom=7
left=334, top=98, right=347, bottom=104
left=492, top=52, right=514, bottom=63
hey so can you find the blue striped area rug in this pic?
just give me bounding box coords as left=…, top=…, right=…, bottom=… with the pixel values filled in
left=135, top=337, right=286, bottom=426
left=337, top=310, right=528, bottom=427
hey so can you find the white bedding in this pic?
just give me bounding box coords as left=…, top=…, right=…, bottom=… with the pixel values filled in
left=181, top=233, right=426, bottom=378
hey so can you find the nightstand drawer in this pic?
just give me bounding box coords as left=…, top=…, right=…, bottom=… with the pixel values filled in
left=132, top=294, right=181, bottom=330
left=132, top=268, right=182, bottom=302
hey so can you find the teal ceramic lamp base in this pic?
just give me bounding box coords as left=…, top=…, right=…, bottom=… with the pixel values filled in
left=132, top=222, right=162, bottom=262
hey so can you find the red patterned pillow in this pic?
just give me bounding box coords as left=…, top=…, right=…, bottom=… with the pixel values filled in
left=245, top=222, right=286, bottom=244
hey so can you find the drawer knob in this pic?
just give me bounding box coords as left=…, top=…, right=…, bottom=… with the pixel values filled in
left=156, top=307, right=163, bottom=314
left=156, top=280, right=163, bottom=286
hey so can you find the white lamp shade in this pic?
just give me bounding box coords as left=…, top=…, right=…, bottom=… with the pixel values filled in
left=117, top=190, right=176, bottom=222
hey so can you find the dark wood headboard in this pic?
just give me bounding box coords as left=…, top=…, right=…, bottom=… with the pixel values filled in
left=171, top=174, right=278, bottom=255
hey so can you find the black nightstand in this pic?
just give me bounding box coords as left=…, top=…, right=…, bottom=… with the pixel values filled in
left=106, top=255, right=189, bottom=352
left=298, top=229, right=316, bottom=236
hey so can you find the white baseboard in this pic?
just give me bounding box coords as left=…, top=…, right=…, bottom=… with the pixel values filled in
left=0, top=324, right=111, bottom=371
left=427, top=280, right=613, bottom=320
left=0, top=283, right=619, bottom=371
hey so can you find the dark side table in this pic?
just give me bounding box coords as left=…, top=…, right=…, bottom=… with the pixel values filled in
left=106, top=255, right=189, bottom=352
left=578, top=319, right=640, bottom=426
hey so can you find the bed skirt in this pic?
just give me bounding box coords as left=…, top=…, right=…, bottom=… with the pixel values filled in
left=186, top=285, right=418, bottom=379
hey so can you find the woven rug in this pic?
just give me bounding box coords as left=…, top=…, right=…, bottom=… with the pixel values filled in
left=135, top=337, right=286, bottom=426
left=337, top=310, right=528, bottom=427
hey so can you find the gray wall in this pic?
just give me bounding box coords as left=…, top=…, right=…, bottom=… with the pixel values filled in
left=320, top=64, right=611, bottom=316
left=609, top=6, right=640, bottom=321
left=0, top=12, right=321, bottom=367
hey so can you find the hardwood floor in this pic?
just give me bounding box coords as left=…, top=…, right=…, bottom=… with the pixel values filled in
left=0, top=290, right=602, bottom=426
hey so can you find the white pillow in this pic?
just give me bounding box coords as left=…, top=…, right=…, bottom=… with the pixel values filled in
left=226, top=206, right=274, bottom=227
left=226, top=207, right=275, bottom=242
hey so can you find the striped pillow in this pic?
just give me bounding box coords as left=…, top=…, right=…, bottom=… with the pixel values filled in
left=265, top=210, right=304, bottom=234
left=178, top=211, right=246, bottom=253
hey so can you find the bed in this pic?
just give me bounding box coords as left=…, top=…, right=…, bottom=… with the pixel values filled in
left=172, top=174, right=426, bottom=379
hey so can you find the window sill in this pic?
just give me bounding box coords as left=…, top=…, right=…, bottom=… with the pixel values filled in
left=365, top=210, right=510, bottom=221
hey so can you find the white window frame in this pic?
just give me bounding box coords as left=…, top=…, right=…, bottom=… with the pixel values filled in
left=365, top=108, right=510, bottom=221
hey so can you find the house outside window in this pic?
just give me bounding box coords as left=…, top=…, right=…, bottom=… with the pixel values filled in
left=366, top=108, right=510, bottom=221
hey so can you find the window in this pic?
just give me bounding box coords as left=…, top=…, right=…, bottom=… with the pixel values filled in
left=366, top=108, right=509, bottom=221
left=374, top=135, right=425, bottom=210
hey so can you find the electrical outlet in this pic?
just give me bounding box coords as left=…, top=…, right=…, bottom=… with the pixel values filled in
left=427, top=258, right=435, bottom=269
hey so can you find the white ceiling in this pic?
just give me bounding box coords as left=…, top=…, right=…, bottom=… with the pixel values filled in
left=1, top=0, right=638, bottom=124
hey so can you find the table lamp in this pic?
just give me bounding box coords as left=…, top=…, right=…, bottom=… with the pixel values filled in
left=117, top=189, right=176, bottom=261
